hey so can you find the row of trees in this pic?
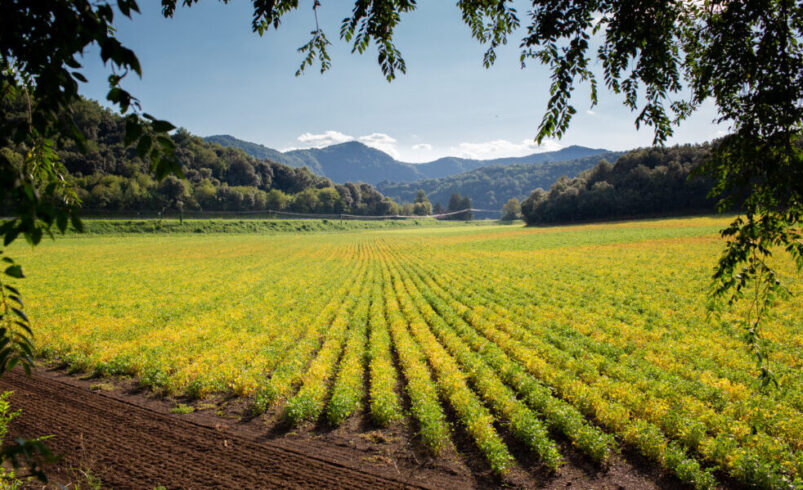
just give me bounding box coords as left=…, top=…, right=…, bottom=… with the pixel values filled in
left=520, top=144, right=718, bottom=224
left=395, top=190, right=474, bottom=220
left=441, top=192, right=473, bottom=220
left=78, top=172, right=400, bottom=216
left=1, top=97, right=403, bottom=216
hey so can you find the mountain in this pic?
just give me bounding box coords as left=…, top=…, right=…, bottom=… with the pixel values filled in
left=204, top=134, right=610, bottom=185
left=377, top=152, right=625, bottom=212
left=285, top=141, right=421, bottom=183
left=412, top=145, right=612, bottom=180
left=204, top=134, right=308, bottom=168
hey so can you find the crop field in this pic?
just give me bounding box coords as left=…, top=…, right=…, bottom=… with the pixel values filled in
left=10, top=216, right=803, bottom=489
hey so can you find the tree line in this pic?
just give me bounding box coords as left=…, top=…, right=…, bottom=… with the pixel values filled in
left=1, top=97, right=402, bottom=216
left=520, top=143, right=719, bottom=225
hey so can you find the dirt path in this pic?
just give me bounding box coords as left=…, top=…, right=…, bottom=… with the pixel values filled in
left=0, top=369, right=423, bottom=489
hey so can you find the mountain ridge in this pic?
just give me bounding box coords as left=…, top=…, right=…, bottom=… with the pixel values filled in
left=204, top=134, right=610, bottom=185
left=377, top=151, right=625, bottom=212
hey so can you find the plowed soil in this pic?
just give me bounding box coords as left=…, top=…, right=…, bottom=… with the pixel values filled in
left=0, top=369, right=422, bottom=489
left=0, top=367, right=685, bottom=489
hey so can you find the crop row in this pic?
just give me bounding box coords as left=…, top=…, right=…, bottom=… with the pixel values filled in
left=19, top=221, right=803, bottom=488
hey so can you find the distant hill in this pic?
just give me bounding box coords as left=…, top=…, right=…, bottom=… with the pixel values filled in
left=204, top=134, right=610, bottom=185
left=377, top=152, right=625, bottom=211
left=284, top=141, right=420, bottom=183
left=412, top=145, right=612, bottom=180
left=204, top=135, right=308, bottom=168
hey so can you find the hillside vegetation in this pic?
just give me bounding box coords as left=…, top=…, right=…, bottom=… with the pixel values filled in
left=377, top=152, right=623, bottom=211
left=0, top=98, right=400, bottom=216
left=521, top=144, right=717, bottom=224
left=206, top=134, right=609, bottom=185
left=68, top=218, right=474, bottom=235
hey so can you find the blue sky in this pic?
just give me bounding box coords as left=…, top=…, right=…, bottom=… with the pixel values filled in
left=78, top=1, right=726, bottom=163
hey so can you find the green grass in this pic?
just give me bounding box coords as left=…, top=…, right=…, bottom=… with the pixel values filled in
left=170, top=403, right=196, bottom=414
left=63, top=217, right=490, bottom=235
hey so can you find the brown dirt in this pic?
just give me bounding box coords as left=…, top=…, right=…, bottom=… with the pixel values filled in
left=0, top=366, right=688, bottom=489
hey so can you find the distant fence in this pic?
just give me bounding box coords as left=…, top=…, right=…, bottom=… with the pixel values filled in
left=78, top=207, right=503, bottom=221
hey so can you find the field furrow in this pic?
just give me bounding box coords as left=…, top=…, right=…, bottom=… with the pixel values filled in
left=381, top=248, right=514, bottom=475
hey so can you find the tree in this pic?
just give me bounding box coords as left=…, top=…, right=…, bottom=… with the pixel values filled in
left=226, top=158, right=260, bottom=188
left=501, top=197, right=521, bottom=221
left=294, top=0, right=801, bottom=379
left=315, top=187, right=344, bottom=214
left=291, top=188, right=319, bottom=213
left=266, top=189, right=290, bottom=211
left=460, top=196, right=473, bottom=221
left=413, top=189, right=433, bottom=216
left=447, top=193, right=463, bottom=212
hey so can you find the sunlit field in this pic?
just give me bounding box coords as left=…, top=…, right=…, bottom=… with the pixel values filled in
left=12, top=216, right=803, bottom=488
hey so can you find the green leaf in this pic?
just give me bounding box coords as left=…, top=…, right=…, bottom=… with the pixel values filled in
left=124, top=117, right=143, bottom=146
left=71, top=211, right=84, bottom=233
left=136, top=134, right=152, bottom=158
left=152, top=120, right=176, bottom=132
left=56, top=211, right=68, bottom=234
left=30, top=227, right=43, bottom=245
left=11, top=308, right=28, bottom=323
left=14, top=321, right=33, bottom=337
left=4, top=265, right=24, bottom=279
left=22, top=185, right=35, bottom=202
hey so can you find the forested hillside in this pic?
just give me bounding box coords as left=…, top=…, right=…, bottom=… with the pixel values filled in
left=204, top=134, right=307, bottom=168
left=377, top=152, right=623, bottom=211
left=521, top=144, right=717, bottom=224
left=0, top=98, right=400, bottom=216
left=206, top=134, right=609, bottom=185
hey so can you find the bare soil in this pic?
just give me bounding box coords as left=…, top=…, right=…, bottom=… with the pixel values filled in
left=0, top=366, right=688, bottom=489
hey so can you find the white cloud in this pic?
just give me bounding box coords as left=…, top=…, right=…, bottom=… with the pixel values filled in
left=295, top=130, right=354, bottom=148
left=282, top=130, right=401, bottom=158
left=451, top=138, right=562, bottom=160
left=280, top=132, right=566, bottom=163
left=357, top=133, right=400, bottom=158
left=586, top=109, right=597, bottom=116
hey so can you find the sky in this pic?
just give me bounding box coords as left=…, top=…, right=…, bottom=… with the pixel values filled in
left=77, top=1, right=727, bottom=163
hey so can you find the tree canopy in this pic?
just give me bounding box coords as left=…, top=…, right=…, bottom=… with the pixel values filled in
left=2, top=96, right=404, bottom=217
left=521, top=143, right=718, bottom=224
